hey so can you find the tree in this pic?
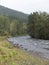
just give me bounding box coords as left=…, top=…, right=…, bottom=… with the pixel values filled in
left=10, top=19, right=19, bottom=36
left=0, top=16, right=10, bottom=35
left=28, top=12, right=49, bottom=39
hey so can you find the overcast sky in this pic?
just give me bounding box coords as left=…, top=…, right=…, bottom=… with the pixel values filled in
left=0, top=0, right=49, bottom=14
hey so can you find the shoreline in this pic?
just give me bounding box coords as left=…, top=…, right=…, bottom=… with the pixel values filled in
left=8, top=39, right=49, bottom=60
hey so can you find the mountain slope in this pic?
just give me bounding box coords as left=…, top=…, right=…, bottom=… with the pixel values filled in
left=0, top=5, right=28, bottom=22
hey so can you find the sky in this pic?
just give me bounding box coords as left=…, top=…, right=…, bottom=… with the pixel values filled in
left=0, top=0, right=49, bottom=14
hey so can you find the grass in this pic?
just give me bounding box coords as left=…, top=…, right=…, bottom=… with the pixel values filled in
left=0, top=37, right=49, bottom=65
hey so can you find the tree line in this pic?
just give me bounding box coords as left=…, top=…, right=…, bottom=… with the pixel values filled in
left=27, top=12, right=49, bottom=39
left=0, top=15, right=27, bottom=36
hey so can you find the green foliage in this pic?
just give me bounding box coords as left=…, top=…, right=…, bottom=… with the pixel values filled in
left=0, top=15, right=27, bottom=36
left=10, top=20, right=18, bottom=36
left=0, top=16, right=10, bottom=36
left=28, top=12, right=49, bottom=39
left=0, top=5, right=28, bottom=36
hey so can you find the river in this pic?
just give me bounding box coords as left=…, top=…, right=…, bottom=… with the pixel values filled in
left=8, top=36, right=49, bottom=59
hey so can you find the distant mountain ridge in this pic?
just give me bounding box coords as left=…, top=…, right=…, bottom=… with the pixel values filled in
left=0, top=5, right=28, bottom=22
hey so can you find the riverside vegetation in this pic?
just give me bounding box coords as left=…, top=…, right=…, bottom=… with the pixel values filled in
left=0, top=5, right=28, bottom=37
left=28, top=12, right=49, bottom=39
left=0, top=5, right=49, bottom=65
left=0, top=16, right=27, bottom=36
left=0, top=36, right=49, bottom=65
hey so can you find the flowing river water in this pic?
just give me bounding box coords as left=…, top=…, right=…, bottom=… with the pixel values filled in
left=8, top=36, right=49, bottom=59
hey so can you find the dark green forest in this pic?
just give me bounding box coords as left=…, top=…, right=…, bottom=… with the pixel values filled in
left=28, top=12, right=49, bottom=39
left=0, top=15, right=27, bottom=36
left=0, top=5, right=28, bottom=36
left=0, top=5, right=49, bottom=40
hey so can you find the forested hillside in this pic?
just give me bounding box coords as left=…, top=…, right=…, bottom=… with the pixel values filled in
left=0, top=5, right=28, bottom=22
left=0, top=16, right=27, bottom=36
left=0, top=5, right=28, bottom=36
